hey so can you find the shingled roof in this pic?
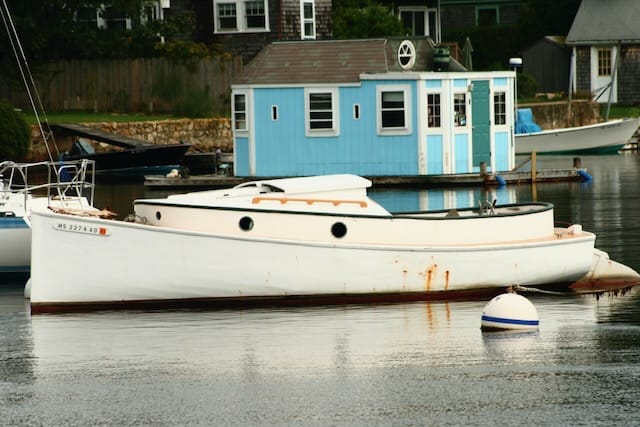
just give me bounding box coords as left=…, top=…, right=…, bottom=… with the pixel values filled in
left=567, top=0, right=640, bottom=44
left=232, top=38, right=453, bottom=86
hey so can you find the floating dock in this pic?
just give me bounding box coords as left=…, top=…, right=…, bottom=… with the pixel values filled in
left=145, top=158, right=588, bottom=189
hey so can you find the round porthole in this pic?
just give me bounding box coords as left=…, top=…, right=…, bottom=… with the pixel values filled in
left=239, top=216, right=254, bottom=231
left=398, top=40, right=416, bottom=70
left=331, top=222, right=347, bottom=238
left=155, top=211, right=161, bottom=220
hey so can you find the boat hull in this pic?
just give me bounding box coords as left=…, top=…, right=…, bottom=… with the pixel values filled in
left=0, top=220, right=30, bottom=274
left=515, top=118, right=640, bottom=155
left=64, top=143, right=190, bottom=172
left=29, top=209, right=596, bottom=312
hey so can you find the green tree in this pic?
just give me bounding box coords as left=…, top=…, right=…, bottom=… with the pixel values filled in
left=0, top=0, right=200, bottom=62
left=333, top=0, right=406, bottom=39
left=0, top=101, right=31, bottom=160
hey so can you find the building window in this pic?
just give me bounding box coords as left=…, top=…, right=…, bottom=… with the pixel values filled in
left=597, top=48, right=612, bottom=77
left=233, top=93, right=247, bottom=131
left=454, top=93, right=467, bottom=127
left=301, top=1, right=315, bottom=39
left=305, top=88, right=338, bottom=136
left=398, top=40, right=416, bottom=70
left=399, top=7, right=438, bottom=39
left=477, top=6, right=498, bottom=26
left=493, top=92, right=506, bottom=125
left=427, top=93, right=441, bottom=128
left=217, top=3, right=238, bottom=30
left=376, top=85, right=411, bottom=135
left=214, top=0, right=269, bottom=33
left=245, top=1, right=266, bottom=29
left=103, top=6, right=131, bottom=30
left=271, top=105, right=278, bottom=121
left=353, top=104, right=360, bottom=120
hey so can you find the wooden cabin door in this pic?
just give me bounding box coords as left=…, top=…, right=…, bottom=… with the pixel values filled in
left=471, top=80, right=491, bottom=168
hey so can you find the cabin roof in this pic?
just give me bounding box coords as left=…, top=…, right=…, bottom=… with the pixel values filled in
left=566, top=0, right=640, bottom=44
left=232, top=38, right=464, bottom=86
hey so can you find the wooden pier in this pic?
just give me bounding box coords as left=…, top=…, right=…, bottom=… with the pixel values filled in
left=145, top=154, right=588, bottom=189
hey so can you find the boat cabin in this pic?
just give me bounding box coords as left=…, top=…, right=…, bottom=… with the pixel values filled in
left=231, top=38, right=517, bottom=177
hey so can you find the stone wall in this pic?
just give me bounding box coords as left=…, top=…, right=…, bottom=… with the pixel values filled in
left=29, top=118, right=233, bottom=161
left=28, top=100, right=601, bottom=160
left=518, top=100, right=601, bottom=130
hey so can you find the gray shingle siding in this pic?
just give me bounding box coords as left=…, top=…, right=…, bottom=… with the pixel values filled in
left=618, top=46, right=640, bottom=104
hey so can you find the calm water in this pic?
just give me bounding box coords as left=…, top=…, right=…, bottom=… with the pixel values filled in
left=2, top=154, right=640, bottom=426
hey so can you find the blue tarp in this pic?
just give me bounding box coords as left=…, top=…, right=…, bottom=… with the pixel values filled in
left=515, top=108, right=542, bottom=134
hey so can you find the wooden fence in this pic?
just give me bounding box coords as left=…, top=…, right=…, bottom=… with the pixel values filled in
left=0, top=56, right=243, bottom=115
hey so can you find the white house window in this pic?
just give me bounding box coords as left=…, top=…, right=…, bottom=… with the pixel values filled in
left=233, top=93, right=247, bottom=131
left=305, top=88, right=339, bottom=136
left=398, top=40, right=416, bottom=70
left=301, top=1, right=315, bottom=39
left=103, top=6, right=131, bottom=30
left=245, top=1, right=266, bottom=29
left=427, top=93, right=441, bottom=128
left=399, top=7, right=438, bottom=40
left=214, top=0, right=269, bottom=33
left=597, top=48, right=612, bottom=77
left=454, top=93, right=467, bottom=126
left=493, top=92, right=506, bottom=125
left=377, top=86, right=411, bottom=135
left=217, top=3, right=237, bottom=30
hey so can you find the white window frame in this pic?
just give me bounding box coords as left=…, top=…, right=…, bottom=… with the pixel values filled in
left=301, top=0, right=316, bottom=40
left=232, top=91, right=249, bottom=134
left=304, top=88, right=339, bottom=137
left=376, top=85, right=412, bottom=135
left=398, top=6, right=438, bottom=40
left=214, top=0, right=270, bottom=33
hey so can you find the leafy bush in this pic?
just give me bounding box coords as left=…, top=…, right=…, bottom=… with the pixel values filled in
left=517, top=73, right=538, bottom=99
left=0, top=101, right=30, bottom=160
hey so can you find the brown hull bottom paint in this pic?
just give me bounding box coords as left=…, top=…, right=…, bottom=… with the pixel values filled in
left=29, top=281, right=640, bottom=314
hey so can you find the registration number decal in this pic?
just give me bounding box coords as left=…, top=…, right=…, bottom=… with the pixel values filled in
left=53, top=222, right=110, bottom=236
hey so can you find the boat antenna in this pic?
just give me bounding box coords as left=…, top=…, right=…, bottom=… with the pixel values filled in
left=0, top=0, right=60, bottom=164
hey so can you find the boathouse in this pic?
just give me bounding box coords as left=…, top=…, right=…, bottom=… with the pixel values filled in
left=230, top=38, right=517, bottom=177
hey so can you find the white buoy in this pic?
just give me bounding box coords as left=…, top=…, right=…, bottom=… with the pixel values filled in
left=481, top=292, right=539, bottom=331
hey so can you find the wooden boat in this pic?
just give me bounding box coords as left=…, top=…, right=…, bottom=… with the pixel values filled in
left=27, top=174, right=639, bottom=313
left=515, top=117, right=640, bottom=155
left=0, top=160, right=95, bottom=275
left=61, top=137, right=191, bottom=176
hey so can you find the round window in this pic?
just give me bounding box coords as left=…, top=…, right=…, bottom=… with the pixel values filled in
left=331, top=222, right=347, bottom=238
left=398, top=40, right=416, bottom=70
left=239, top=216, right=254, bottom=231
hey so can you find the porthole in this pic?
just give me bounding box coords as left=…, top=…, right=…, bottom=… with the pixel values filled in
left=331, top=222, right=347, bottom=238
left=398, top=40, right=416, bottom=70
left=239, top=216, right=254, bottom=231
left=155, top=211, right=161, bottom=220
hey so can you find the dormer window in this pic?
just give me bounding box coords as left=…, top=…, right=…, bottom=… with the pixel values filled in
left=398, top=40, right=416, bottom=70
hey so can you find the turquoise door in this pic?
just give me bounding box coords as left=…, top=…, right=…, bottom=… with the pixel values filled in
left=471, top=80, right=491, bottom=167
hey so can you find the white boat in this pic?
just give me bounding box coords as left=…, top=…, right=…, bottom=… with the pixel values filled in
left=28, top=173, right=640, bottom=313
left=515, top=117, right=640, bottom=155
left=0, top=160, right=95, bottom=275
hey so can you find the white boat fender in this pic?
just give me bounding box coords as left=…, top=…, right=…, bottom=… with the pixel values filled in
left=480, top=291, right=539, bottom=331
left=578, top=169, right=593, bottom=182
left=24, top=278, right=31, bottom=299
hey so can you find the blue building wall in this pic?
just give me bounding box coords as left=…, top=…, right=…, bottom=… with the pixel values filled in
left=250, top=81, right=419, bottom=176
left=233, top=73, right=514, bottom=177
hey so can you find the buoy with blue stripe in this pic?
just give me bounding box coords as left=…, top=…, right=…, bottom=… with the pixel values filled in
left=481, top=291, right=539, bottom=331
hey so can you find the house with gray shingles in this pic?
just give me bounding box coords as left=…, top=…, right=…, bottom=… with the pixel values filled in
left=566, top=0, right=640, bottom=104
left=230, top=38, right=517, bottom=177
